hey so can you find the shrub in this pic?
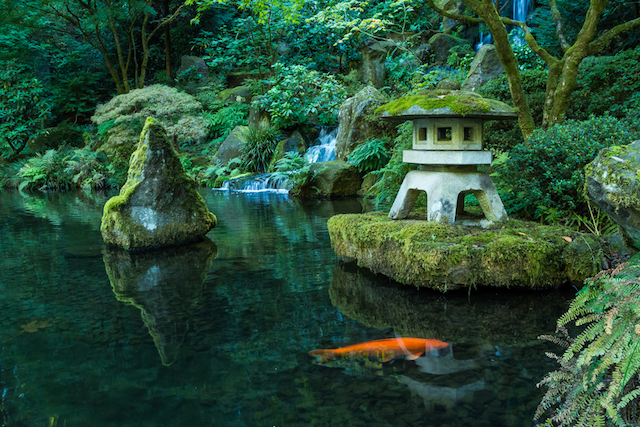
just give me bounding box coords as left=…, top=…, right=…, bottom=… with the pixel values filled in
left=493, top=115, right=640, bottom=219
left=536, top=263, right=640, bottom=426
left=240, top=124, right=283, bottom=173
left=254, top=63, right=347, bottom=129
left=201, top=103, right=250, bottom=142
left=91, top=84, right=208, bottom=161
left=366, top=122, right=416, bottom=204
left=347, top=138, right=390, bottom=173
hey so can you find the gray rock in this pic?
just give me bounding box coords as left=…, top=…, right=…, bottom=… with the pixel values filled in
left=176, top=55, right=209, bottom=79
left=427, top=33, right=471, bottom=65
left=293, top=161, right=362, bottom=198
left=462, top=44, right=505, bottom=91
left=585, top=140, right=640, bottom=250
left=213, top=125, right=249, bottom=166
left=101, top=118, right=216, bottom=251
left=360, top=38, right=390, bottom=88
left=335, top=86, right=397, bottom=160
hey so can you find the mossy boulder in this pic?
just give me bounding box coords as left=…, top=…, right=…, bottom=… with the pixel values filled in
left=101, top=118, right=217, bottom=251
left=585, top=140, right=640, bottom=250
left=212, top=125, right=248, bottom=166
left=327, top=212, right=609, bottom=292
left=427, top=33, right=471, bottom=65
left=462, top=44, right=505, bottom=91
left=376, top=89, right=517, bottom=119
left=292, top=160, right=362, bottom=198
left=336, top=86, right=398, bottom=160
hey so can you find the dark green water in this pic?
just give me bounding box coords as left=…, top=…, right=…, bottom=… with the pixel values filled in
left=0, top=189, right=574, bottom=426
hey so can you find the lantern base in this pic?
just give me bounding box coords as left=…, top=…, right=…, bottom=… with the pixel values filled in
left=389, top=170, right=508, bottom=225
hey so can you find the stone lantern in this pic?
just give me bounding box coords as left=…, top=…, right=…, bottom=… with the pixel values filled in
left=377, top=90, right=517, bottom=225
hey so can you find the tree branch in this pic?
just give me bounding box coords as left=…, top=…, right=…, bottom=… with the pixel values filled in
left=425, top=0, right=483, bottom=25
left=549, top=0, right=570, bottom=52
left=588, top=16, right=640, bottom=55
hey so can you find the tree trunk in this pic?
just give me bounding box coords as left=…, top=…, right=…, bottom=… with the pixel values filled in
left=163, top=0, right=172, bottom=78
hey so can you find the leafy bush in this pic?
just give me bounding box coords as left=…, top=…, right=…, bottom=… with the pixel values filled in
left=347, top=138, right=390, bottom=173
left=201, top=103, right=250, bottom=142
left=493, top=115, right=640, bottom=219
left=240, top=124, right=283, bottom=173
left=366, top=122, right=416, bottom=204
left=0, top=60, right=52, bottom=159
left=536, top=262, right=640, bottom=426
left=11, top=148, right=123, bottom=191
left=91, top=84, right=208, bottom=161
left=411, top=65, right=466, bottom=92
left=254, top=64, right=347, bottom=129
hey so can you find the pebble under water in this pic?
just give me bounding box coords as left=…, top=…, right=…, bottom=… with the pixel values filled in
left=0, top=189, right=574, bottom=426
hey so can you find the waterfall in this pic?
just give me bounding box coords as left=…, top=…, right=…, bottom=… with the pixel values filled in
left=513, top=0, right=532, bottom=23
left=304, top=127, right=337, bottom=163
left=219, top=173, right=290, bottom=194
left=475, top=0, right=532, bottom=50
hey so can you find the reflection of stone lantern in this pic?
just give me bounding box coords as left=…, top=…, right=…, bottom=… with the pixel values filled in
left=378, top=90, right=517, bottom=225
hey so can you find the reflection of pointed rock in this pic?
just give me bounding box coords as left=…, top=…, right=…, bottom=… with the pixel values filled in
left=101, top=117, right=216, bottom=251
left=399, top=376, right=485, bottom=409
left=104, top=238, right=217, bottom=366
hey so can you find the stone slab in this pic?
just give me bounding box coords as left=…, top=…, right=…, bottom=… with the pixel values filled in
left=403, top=150, right=493, bottom=165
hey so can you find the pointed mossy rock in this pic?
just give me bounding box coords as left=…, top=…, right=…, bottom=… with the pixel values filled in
left=327, top=212, right=609, bottom=292
left=101, top=117, right=216, bottom=251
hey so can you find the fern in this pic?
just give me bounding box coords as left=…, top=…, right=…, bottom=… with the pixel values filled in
left=536, top=263, right=640, bottom=426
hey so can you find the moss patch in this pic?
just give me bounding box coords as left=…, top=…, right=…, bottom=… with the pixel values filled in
left=328, top=212, right=606, bottom=292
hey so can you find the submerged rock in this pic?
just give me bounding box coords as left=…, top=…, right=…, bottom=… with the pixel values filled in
left=101, top=117, right=217, bottom=251
left=585, top=141, right=640, bottom=250
left=328, top=212, right=610, bottom=292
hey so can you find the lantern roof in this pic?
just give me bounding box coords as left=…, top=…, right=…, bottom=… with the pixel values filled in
left=376, top=90, right=518, bottom=121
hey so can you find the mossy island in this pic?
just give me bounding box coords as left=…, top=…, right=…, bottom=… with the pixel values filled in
left=328, top=212, right=617, bottom=292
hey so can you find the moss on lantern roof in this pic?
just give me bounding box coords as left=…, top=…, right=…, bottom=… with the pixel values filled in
left=376, top=90, right=518, bottom=120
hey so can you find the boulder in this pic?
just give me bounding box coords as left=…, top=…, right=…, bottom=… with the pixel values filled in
left=212, top=125, right=249, bottom=166
left=176, top=55, right=209, bottom=79
left=293, top=161, right=362, bottom=198
left=218, top=85, right=252, bottom=104
left=335, top=86, right=397, bottom=160
left=462, top=44, right=505, bottom=91
left=427, top=33, right=471, bottom=65
left=360, top=38, right=390, bottom=88
left=101, top=118, right=217, bottom=251
left=585, top=141, right=640, bottom=250
left=328, top=212, right=611, bottom=292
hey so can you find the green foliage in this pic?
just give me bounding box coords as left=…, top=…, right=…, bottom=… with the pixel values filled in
left=492, top=115, right=640, bottom=219
left=254, top=64, right=347, bottom=129
left=366, top=121, right=415, bottom=204
left=201, top=103, right=250, bottom=142
left=479, top=68, right=548, bottom=150
left=0, top=59, right=52, bottom=159
left=199, top=157, right=243, bottom=187
left=411, top=65, right=466, bottom=92
left=91, top=85, right=208, bottom=161
left=347, top=138, right=390, bottom=173
left=271, top=151, right=312, bottom=191
left=536, top=263, right=640, bottom=426
left=10, top=147, right=122, bottom=192
left=509, top=31, right=547, bottom=70
left=240, top=123, right=283, bottom=173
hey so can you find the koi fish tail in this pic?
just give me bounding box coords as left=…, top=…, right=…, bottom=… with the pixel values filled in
left=308, top=349, right=335, bottom=363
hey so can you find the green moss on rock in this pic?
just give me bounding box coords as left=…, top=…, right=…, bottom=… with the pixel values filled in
left=328, top=212, right=605, bottom=292
left=101, top=117, right=216, bottom=251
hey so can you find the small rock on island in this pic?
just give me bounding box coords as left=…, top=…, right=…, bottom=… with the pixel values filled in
left=101, top=117, right=216, bottom=251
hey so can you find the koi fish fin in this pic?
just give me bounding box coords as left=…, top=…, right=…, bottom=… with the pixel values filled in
left=309, top=349, right=334, bottom=363
left=405, top=351, right=424, bottom=361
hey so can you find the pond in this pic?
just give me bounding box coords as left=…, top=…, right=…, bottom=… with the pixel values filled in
left=0, top=189, right=575, bottom=426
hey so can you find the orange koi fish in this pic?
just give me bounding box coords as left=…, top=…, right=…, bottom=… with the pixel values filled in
left=309, top=337, right=449, bottom=363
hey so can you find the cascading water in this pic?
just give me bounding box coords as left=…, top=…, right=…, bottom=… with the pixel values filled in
left=304, top=127, right=337, bottom=163
left=475, top=0, right=532, bottom=50
left=217, top=127, right=338, bottom=193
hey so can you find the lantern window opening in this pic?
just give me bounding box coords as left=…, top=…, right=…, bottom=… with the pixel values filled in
left=437, top=127, right=452, bottom=141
